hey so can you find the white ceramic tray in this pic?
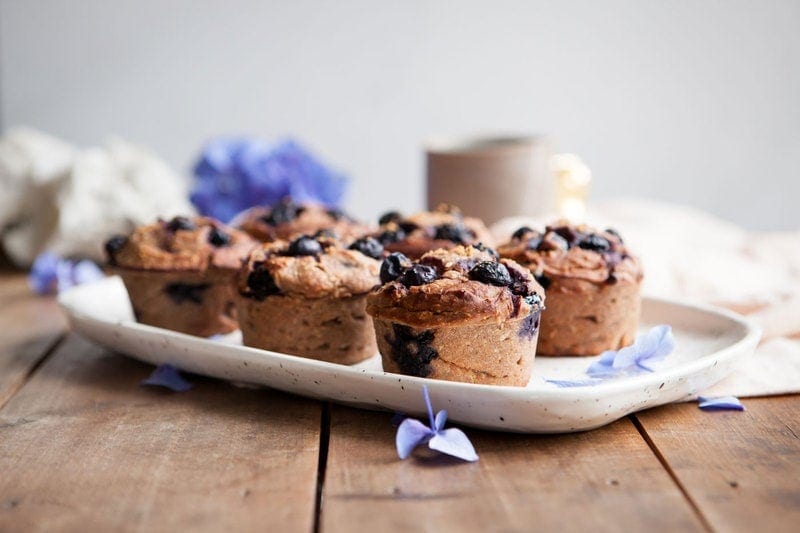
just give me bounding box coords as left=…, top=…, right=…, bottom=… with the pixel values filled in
left=58, top=276, right=761, bottom=433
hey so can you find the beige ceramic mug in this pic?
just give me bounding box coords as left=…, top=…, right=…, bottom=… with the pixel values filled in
left=426, top=136, right=554, bottom=226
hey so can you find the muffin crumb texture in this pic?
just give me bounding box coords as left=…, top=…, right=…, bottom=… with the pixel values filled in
left=368, top=245, right=545, bottom=386
left=106, top=216, right=256, bottom=336
left=235, top=234, right=381, bottom=364
left=498, top=221, right=643, bottom=356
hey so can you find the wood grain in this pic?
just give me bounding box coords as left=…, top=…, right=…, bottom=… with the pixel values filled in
left=634, top=397, right=800, bottom=533
left=0, top=334, right=322, bottom=532
left=0, top=275, right=66, bottom=409
left=321, top=405, right=706, bottom=532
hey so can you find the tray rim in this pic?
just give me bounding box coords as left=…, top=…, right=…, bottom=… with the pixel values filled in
left=57, top=276, right=763, bottom=432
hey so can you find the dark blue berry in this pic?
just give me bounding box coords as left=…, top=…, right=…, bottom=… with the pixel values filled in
left=519, top=310, right=541, bottom=340
left=469, top=261, right=512, bottom=287
left=538, top=232, right=569, bottom=251
left=605, top=228, right=623, bottom=243
left=512, top=226, right=533, bottom=240
left=524, top=293, right=543, bottom=307
left=388, top=324, right=438, bottom=377
left=535, top=274, right=551, bottom=289
left=166, top=216, right=196, bottom=232
left=473, top=242, right=499, bottom=258
left=247, top=265, right=280, bottom=300
left=378, top=210, right=402, bottom=225
left=262, top=199, right=303, bottom=226
left=104, top=235, right=127, bottom=264
left=434, top=224, right=471, bottom=243
left=287, top=236, right=322, bottom=257
left=208, top=227, right=231, bottom=247
left=525, top=235, right=544, bottom=250
left=548, top=225, right=581, bottom=247
left=578, top=234, right=611, bottom=252
left=506, top=263, right=531, bottom=296
left=399, top=222, right=419, bottom=233
left=377, top=229, right=406, bottom=245
left=380, top=252, right=411, bottom=283
left=348, top=237, right=384, bottom=259
left=164, top=283, right=210, bottom=304
left=399, top=264, right=437, bottom=287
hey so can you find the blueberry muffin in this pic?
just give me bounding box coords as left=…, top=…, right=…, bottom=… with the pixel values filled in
left=235, top=234, right=383, bottom=364
left=105, top=216, right=257, bottom=336
left=366, top=244, right=545, bottom=386
left=497, top=222, right=643, bottom=356
left=373, top=203, right=494, bottom=260
left=238, top=197, right=371, bottom=243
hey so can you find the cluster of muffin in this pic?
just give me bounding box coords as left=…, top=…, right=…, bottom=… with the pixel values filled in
left=105, top=200, right=643, bottom=387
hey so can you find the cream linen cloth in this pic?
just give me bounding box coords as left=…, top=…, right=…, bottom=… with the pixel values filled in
left=493, top=198, right=800, bottom=398
left=0, top=127, right=195, bottom=266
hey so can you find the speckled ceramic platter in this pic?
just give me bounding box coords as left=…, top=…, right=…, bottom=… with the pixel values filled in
left=58, top=276, right=760, bottom=433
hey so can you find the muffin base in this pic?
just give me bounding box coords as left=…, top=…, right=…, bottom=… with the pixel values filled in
left=117, top=268, right=238, bottom=337
left=236, top=294, right=377, bottom=365
left=373, top=312, right=540, bottom=386
left=537, top=280, right=640, bottom=356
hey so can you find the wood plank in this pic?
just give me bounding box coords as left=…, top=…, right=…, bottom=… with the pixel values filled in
left=0, top=334, right=322, bottom=532
left=321, top=404, right=706, bottom=532
left=0, top=275, right=67, bottom=409
left=634, top=397, right=800, bottom=533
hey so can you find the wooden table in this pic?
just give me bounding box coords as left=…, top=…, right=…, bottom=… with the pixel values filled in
left=0, top=274, right=798, bottom=532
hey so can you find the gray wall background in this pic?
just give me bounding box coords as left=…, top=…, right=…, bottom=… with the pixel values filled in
left=2, top=0, right=798, bottom=229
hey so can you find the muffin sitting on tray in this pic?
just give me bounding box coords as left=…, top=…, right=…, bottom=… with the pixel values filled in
left=235, top=233, right=383, bottom=364
left=367, top=244, right=545, bottom=386
left=373, top=203, right=494, bottom=259
left=105, top=216, right=257, bottom=337
left=497, top=222, right=643, bottom=356
left=237, top=197, right=370, bottom=243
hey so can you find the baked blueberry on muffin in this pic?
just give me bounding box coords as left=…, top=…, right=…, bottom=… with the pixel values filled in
left=373, top=203, right=494, bottom=259
left=497, top=222, right=643, bottom=356
left=238, top=197, right=370, bottom=243
left=366, top=244, right=545, bottom=386
left=105, top=216, right=257, bottom=336
left=235, top=234, right=382, bottom=364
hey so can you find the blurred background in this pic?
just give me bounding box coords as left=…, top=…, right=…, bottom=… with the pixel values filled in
left=1, top=0, right=798, bottom=229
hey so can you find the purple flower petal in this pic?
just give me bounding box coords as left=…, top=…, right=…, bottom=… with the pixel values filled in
left=71, top=260, right=104, bottom=285
left=28, top=252, right=60, bottom=294
left=141, top=364, right=193, bottom=392
left=434, top=409, right=448, bottom=432
left=28, top=252, right=104, bottom=295
left=422, top=385, right=436, bottom=429
left=586, top=325, right=675, bottom=378
left=635, top=325, right=675, bottom=366
left=698, top=396, right=745, bottom=411
left=429, top=428, right=479, bottom=462
left=610, top=344, right=640, bottom=370
left=545, top=378, right=603, bottom=388
left=396, top=418, right=433, bottom=459
left=587, top=349, right=619, bottom=377
left=396, top=385, right=479, bottom=462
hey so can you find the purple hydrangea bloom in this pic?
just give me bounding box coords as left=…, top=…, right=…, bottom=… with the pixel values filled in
left=697, top=396, right=745, bottom=411
left=191, top=137, right=349, bottom=222
left=28, top=252, right=104, bottom=295
left=395, top=386, right=478, bottom=462
left=141, top=364, right=193, bottom=392
left=587, top=325, right=675, bottom=378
